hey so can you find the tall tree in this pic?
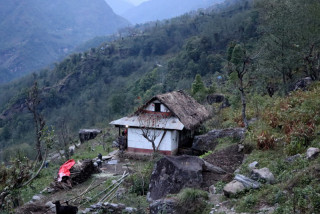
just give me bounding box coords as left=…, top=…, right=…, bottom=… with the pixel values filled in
left=257, top=0, right=300, bottom=91
left=26, top=81, right=45, bottom=161
left=227, top=43, right=251, bottom=129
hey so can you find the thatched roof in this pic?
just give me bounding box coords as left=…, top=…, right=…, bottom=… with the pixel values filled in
left=137, top=90, right=210, bottom=130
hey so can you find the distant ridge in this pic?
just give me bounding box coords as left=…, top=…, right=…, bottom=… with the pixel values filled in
left=0, top=0, right=130, bottom=84
left=122, top=0, right=224, bottom=24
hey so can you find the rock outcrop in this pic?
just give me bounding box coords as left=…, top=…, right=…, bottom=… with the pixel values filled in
left=206, top=94, right=230, bottom=108
left=293, top=77, right=312, bottom=91
left=79, top=129, right=102, bottom=143
left=192, top=128, right=245, bottom=153
left=207, top=94, right=225, bottom=104
left=148, top=155, right=225, bottom=201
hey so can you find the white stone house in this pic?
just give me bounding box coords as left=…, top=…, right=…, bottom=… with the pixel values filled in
left=110, top=90, right=210, bottom=155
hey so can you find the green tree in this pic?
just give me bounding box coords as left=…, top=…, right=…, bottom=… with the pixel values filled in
left=191, top=74, right=207, bottom=102
left=227, top=43, right=251, bottom=129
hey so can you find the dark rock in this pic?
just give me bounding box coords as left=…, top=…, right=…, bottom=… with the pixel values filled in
left=192, top=128, right=245, bottom=153
left=293, top=77, right=312, bottom=91
left=207, top=94, right=231, bottom=109
left=285, top=154, right=302, bottom=163
left=87, top=202, right=136, bottom=214
left=148, top=155, right=204, bottom=201
left=220, top=98, right=231, bottom=109
left=203, top=161, right=227, bottom=174
left=150, top=198, right=180, bottom=214
left=79, top=129, right=102, bottom=143
left=207, top=94, right=225, bottom=104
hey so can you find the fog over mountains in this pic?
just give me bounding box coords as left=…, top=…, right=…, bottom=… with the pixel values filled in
left=121, top=0, right=224, bottom=24
left=0, top=0, right=129, bottom=84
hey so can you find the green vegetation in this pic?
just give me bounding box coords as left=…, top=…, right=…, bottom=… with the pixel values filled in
left=0, top=0, right=261, bottom=159
left=177, top=188, right=211, bottom=214
left=228, top=83, right=320, bottom=213
left=0, top=0, right=320, bottom=212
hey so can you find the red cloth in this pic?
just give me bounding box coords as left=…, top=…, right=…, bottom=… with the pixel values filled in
left=57, top=159, right=75, bottom=181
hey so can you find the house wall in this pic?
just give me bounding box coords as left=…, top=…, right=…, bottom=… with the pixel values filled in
left=145, top=101, right=169, bottom=112
left=171, top=130, right=179, bottom=155
left=127, top=128, right=178, bottom=155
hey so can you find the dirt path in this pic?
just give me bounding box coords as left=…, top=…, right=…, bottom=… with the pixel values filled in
left=202, top=144, right=245, bottom=189
left=16, top=150, right=137, bottom=214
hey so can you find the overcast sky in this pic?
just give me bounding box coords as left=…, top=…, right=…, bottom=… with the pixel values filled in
left=127, top=0, right=149, bottom=6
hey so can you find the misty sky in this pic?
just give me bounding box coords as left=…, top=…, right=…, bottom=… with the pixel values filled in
left=128, top=0, right=149, bottom=6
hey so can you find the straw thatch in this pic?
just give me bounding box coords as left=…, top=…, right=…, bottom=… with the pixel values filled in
left=136, top=90, right=210, bottom=130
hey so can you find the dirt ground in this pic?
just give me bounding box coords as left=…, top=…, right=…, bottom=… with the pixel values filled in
left=202, top=144, right=245, bottom=189
left=16, top=152, right=141, bottom=214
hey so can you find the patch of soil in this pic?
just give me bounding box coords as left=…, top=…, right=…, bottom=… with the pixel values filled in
left=202, top=144, right=244, bottom=189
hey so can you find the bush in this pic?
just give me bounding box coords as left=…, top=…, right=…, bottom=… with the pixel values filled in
left=257, top=131, right=275, bottom=150
left=127, top=162, right=153, bottom=196
left=261, top=83, right=320, bottom=154
left=177, top=188, right=209, bottom=214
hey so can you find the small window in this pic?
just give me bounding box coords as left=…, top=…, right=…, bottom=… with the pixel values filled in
left=154, top=103, right=161, bottom=112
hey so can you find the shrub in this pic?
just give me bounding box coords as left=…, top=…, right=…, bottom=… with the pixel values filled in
left=257, top=131, right=275, bottom=150
left=177, top=188, right=209, bottom=214
left=127, top=162, right=153, bottom=196
left=261, top=83, right=320, bottom=153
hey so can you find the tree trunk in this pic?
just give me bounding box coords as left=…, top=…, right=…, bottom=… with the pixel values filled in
left=239, top=78, right=249, bottom=129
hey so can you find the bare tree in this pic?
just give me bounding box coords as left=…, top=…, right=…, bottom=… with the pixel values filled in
left=56, top=120, right=74, bottom=160
left=0, top=126, right=54, bottom=210
left=26, top=81, right=45, bottom=161
left=137, top=113, right=169, bottom=153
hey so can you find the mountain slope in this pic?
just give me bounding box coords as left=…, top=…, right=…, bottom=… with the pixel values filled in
left=105, top=0, right=134, bottom=14
left=0, top=0, right=130, bottom=84
left=0, top=0, right=256, bottom=154
left=122, top=0, right=224, bottom=24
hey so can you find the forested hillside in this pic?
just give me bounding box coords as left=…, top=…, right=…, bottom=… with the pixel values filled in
left=0, top=0, right=129, bottom=84
left=0, top=0, right=319, bottom=161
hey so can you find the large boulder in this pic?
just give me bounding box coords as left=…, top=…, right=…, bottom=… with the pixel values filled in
left=148, top=155, right=219, bottom=201
left=207, top=94, right=225, bottom=104
left=192, top=128, right=245, bottom=153
left=206, top=94, right=230, bottom=109
left=79, top=129, right=102, bottom=143
left=293, top=77, right=312, bottom=91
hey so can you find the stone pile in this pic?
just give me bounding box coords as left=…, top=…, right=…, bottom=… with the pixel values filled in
left=223, top=161, right=276, bottom=197
left=82, top=202, right=137, bottom=214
